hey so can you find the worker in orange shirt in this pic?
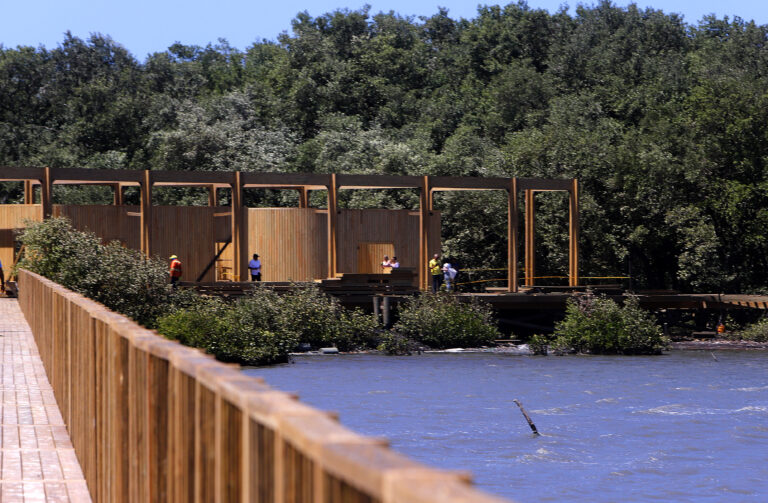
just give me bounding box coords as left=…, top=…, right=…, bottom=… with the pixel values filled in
left=169, top=254, right=182, bottom=288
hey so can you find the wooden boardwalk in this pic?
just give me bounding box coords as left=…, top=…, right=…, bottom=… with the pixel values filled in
left=0, top=298, right=90, bottom=502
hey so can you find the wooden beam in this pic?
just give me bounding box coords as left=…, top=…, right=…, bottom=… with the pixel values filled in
left=240, top=172, right=329, bottom=189
left=232, top=172, right=244, bottom=281
left=419, top=176, right=432, bottom=291
left=297, top=187, right=309, bottom=208
left=524, top=190, right=535, bottom=287
left=49, top=167, right=143, bottom=184
left=327, top=174, right=338, bottom=278
left=149, top=170, right=235, bottom=185
left=429, top=176, right=510, bottom=191
left=0, top=166, right=45, bottom=181
left=517, top=178, right=573, bottom=191
left=140, top=171, right=152, bottom=257
left=508, top=178, right=518, bottom=293
left=24, top=180, right=34, bottom=204
left=336, top=174, right=422, bottom=189
left=41, top=167, right=53, bottom=219
left=569, top=179, right=580, bottom=287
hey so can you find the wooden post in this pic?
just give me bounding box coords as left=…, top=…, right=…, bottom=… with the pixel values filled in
left=208, top=185, right=218, bottom=207
left=232, top=172, right=244, bottom=281
left=297, top=187, right=309, bottom=208
left=569, top=179, right=580, bottom=287
left=140, top=170, right=152, bottom=257
left=507, top=178, right=518, bottom=293
left=326, top=175, right=338, bottom=278
left=419, top=176, right=431, bottom=291
left=382, top=296, right=392, bottom=328
left=524, top=190, right=535, bottom=287
left=111, top=183, right=124, bottom=205
left=41, top=167, right=53, bottom=219
left=24, top=180, right=34, bottom=204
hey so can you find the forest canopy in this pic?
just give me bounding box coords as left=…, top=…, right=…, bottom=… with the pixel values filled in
left=2, top=1, right=768, bottom=292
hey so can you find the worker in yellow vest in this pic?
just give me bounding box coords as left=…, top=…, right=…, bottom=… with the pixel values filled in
left=169, top=254, right=182, bottom=288
left=428, top=253, right=442, bottom=293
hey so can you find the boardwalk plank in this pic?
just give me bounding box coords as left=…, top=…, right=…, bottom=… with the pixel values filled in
left=0, top=298, right=91, bottom=502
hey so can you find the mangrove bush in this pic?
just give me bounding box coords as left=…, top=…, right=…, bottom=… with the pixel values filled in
left=17, top=217, right=176, bottom=327
left=551, top=295, right=668, bottom=355
left=392, top=293, right=500, bottom=349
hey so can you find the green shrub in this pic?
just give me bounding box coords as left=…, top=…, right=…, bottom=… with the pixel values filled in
left=378, top=332, right=419, bottom=355
left=155, top=297, right=229, bottom=349
left=735, top=319, right=768, bottom=342
left=393, top=293, right=499, bottom=349
left=528, top=333, right=551, bottom=355
left=156, top=296, right=299, bottom=365
left=17, top=218, right=176, bottom=327
left=551, top=294, right=668, bottom=355
left=273, top=284, right=380, bottom=351
left=156, top=284, right=381, bottom=364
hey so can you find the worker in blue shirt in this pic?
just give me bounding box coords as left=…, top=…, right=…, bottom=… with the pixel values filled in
left=248, top=254, right=261, bottom=281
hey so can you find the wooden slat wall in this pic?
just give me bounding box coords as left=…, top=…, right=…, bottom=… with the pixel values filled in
left=0, top=204, right=42, bottom=273
left=3, top=204, right=441, bottom=284
left=53, top=205, right=141, bottom=249
left=245, top=208, right=328, bottom=282
left=337, top=209, right=441, bottom=275
left=357, top=243, right=396, bottom=273
left=151, top=206, right=217, bottom=283
left=17, top=270, right=511, bottom=503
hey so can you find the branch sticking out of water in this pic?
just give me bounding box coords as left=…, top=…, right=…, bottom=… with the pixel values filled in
left=513, top=399, right=540, bottom=436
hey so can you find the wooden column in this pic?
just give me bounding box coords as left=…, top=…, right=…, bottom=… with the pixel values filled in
left=41, top=167, right=53, bottom=219
left=232, top=172, right=244, bottom=281
left=140, top=170, right=152, bottom=257
left=507, top=178, right=518, bottom=293
left=524, top=189, right=535, bottom=287
left=207, top=185, right=218, bottom=207
left=297, top=187, right=309, bottom=208
left=326, top=174, right=338, bottom=278
left=569, top=179, right=580, bottom=287
left=419, top=176, right=432, bottom=291
left=24, top=180, right=34, bottom=204
left=111, top=184, right=124, bottom=205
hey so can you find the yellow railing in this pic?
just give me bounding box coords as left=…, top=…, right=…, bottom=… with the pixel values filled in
left=17, top=269, right=511, bottom=503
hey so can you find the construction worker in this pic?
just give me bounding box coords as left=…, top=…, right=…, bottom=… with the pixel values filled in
left=248, top=253, right=261, bottom=281
left=169, top=254, right=182, bottom=288
left=429, top=253, right=441, bottom=293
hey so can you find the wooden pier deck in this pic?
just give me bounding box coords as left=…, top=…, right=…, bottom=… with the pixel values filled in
left=0, top=298, right=91, bottom=502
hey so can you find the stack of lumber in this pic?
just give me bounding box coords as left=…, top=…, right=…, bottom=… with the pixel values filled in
left=320, top=268, right=417, bottom=295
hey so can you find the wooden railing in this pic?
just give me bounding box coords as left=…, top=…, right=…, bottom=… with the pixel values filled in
left=17, top=269, right=511, bottom=503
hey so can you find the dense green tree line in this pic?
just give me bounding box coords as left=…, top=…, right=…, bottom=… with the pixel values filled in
left=2, top=1, right=768, bottom=292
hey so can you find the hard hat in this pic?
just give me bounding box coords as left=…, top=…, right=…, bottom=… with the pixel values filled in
left=170, top=255, right=178, bottom=259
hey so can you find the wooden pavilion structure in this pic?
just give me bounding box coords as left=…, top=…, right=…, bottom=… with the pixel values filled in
left=0, top=167, right=579, bottom=292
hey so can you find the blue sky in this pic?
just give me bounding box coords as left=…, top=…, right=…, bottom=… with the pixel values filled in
left=2, top=1, right=767, bottom=61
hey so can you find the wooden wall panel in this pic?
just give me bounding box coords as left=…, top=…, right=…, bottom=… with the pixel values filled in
left=3, top=204, right=441, bottom=284
left=212, top=210, right=231, bottom=243
left=357, top=242, right=395, bottom=273
left=336, top=209, right=441, bottom=276
left=53, top=205, right=141, bottom=250
left=151, top=206, right=217, bottom=283
left=0, top=204, right=42, bottom=273
left=244, top=208, right=328, bottom=282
